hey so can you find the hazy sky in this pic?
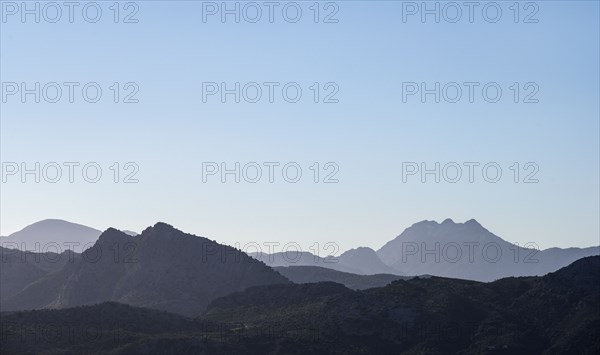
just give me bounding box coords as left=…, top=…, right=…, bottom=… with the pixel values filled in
left=1, top=0, right=598, bottom=253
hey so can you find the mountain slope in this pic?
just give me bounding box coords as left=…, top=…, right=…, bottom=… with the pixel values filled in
left=204, top=255, right=600, bottom=354
left=1, top=223, right=288, bottom=316
left=274, top=265, right=410, bottom=290
left=0, top=246, right=78, bottom=300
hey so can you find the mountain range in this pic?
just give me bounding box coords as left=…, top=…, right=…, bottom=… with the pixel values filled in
left=1, top=220, right=598, bottom=354
left=1, top=219, right=598, bottom=316
left=1, top=223, right=287, bottom=316
left=256, top=219, right=598, bottom=281
left=2, top=256, right=598, bottom=354
left=2, top=218, right=598, bottom=283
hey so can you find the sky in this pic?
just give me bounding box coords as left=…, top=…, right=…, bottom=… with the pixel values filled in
left=1, top=0, right=599, bottom=254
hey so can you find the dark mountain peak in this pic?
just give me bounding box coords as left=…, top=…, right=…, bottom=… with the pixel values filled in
left=139, top=222, right=181, bottom=240
left=96, top=228, right=132, bottom=245
left=140, top=222, right=187, bottom=237
left=153, top=222, right=175, bottom=230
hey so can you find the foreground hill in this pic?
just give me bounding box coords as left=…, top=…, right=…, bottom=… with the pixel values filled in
left=207, top=255, right=600, bottom=354
left=2, top=256, right=598, bottom=354
left=1, top=223, right=288, bottom=316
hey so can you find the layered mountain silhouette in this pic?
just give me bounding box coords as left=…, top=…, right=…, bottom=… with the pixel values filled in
left=1, top=223, right=288, bottom=316
left=250, top=247, right=398, bottom=275
left=249, top=250, right=363, bottom=274
left=4, top=218, right=597, bottom=282
left=274, top=265, right=411, bottom=290
left=377, top=219, right=600, bottom=281
left=3, top=256, right=598, bottom=354
left=252, top=219, right=598, bottom=281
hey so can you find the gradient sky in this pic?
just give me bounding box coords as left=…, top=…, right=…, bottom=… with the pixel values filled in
left=1, top=0, right=599, bottom=253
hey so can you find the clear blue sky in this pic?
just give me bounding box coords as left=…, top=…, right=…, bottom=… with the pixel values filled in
left=1, top=1, right=598, bottom=252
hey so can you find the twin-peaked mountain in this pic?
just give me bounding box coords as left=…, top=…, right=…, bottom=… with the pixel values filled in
left=0, top=223, right=288, bottom=316
left=376, top=218, right=599, bottom=281
left=254, top=219, right=598, bottom=282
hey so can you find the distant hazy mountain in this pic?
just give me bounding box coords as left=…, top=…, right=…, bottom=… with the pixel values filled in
left=377, top=218, right=600, bottom=281
left=250, top=248, right=402, bottom=276
left=121, top=230, right=139, bottom=236
left=1, top=219, right=101, bottom=253
left=249, top=251, right=363, bottom=274
left=274, top=265, right=411, bottom=290
left=338, top=247, right=400, bottom=275
left=1, top=223, right=288, bottom=316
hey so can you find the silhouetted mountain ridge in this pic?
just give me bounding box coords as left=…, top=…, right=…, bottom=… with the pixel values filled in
left=1, top=222, right=288, bottom=316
